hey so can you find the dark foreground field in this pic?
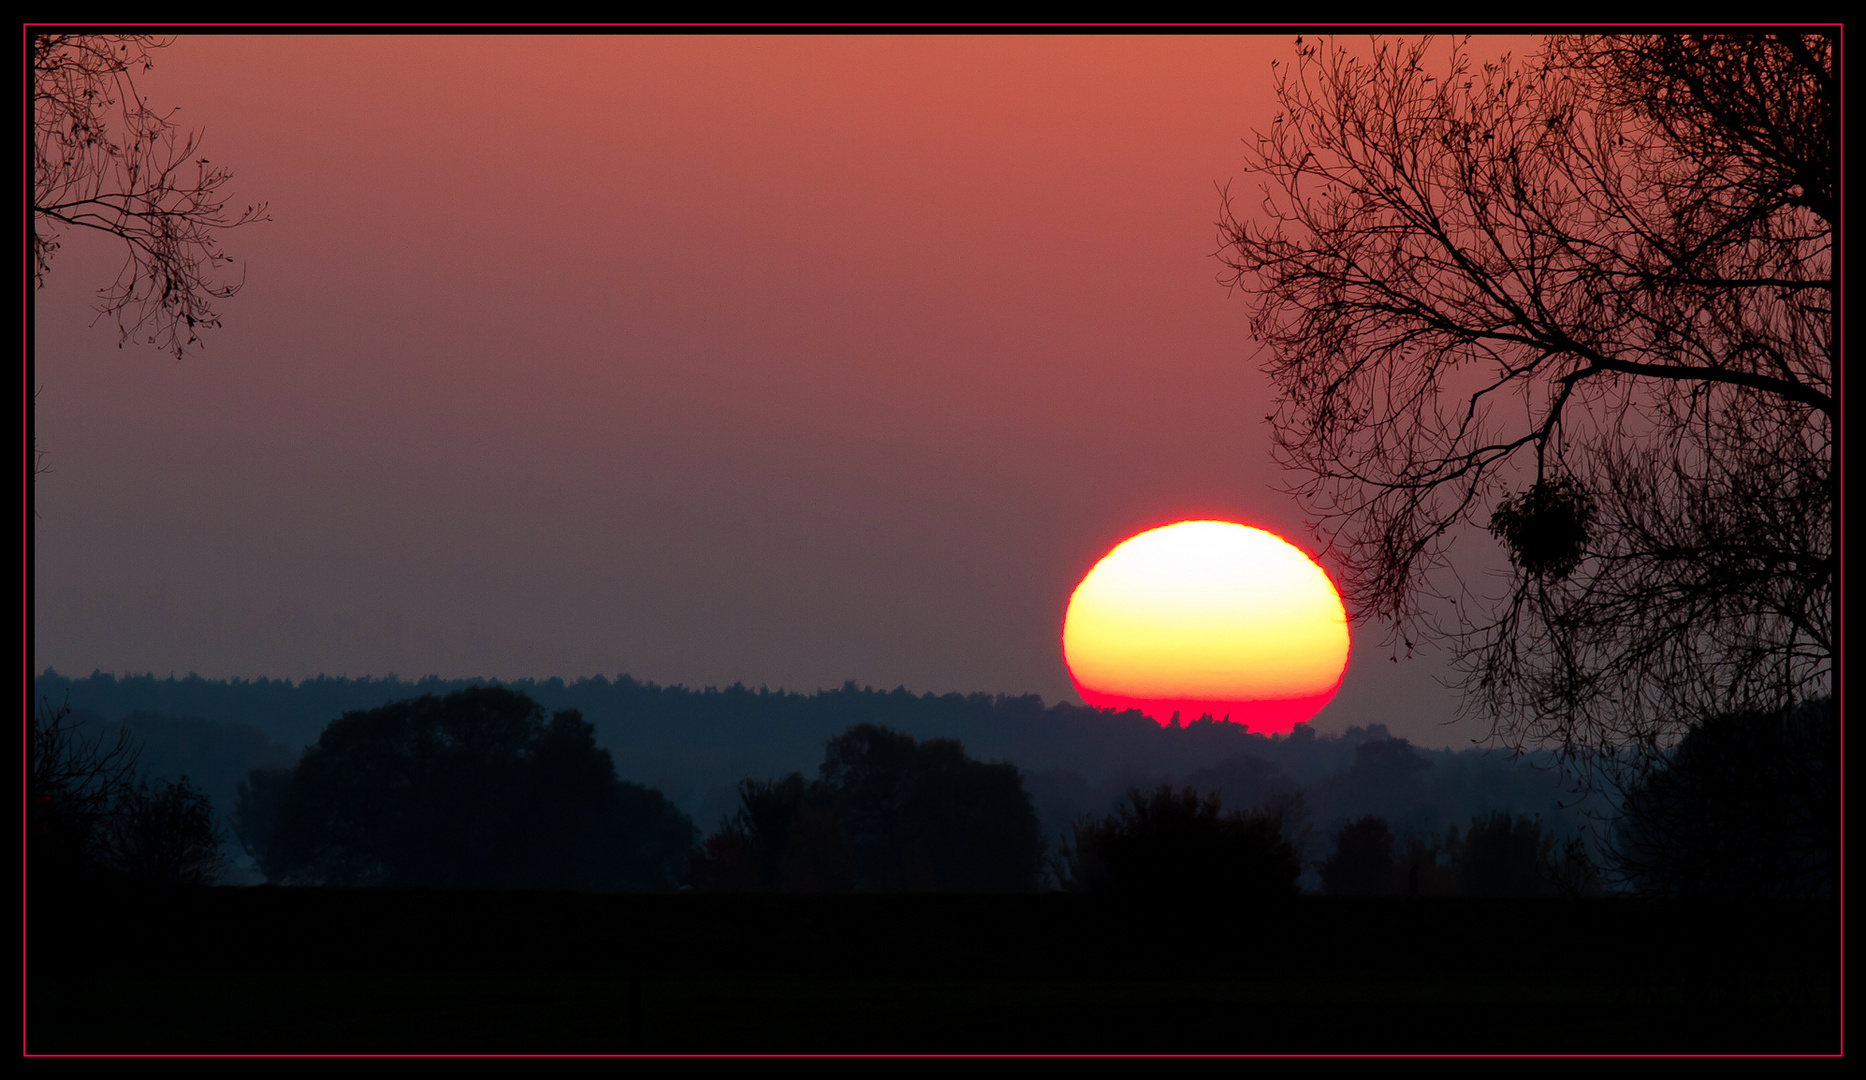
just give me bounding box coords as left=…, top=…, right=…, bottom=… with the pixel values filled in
left=27, top=889, right=1839, bottom=1054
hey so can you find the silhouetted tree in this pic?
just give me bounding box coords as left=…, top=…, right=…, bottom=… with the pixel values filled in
left=28, top=697, right=139, bottom=889
left=578, top=780, right=704, bottom=892
left=682, top=830, right=765, bottom=892
left=33, top=34, right=266, bottom=358
left=683, top=773, right=808, bottom=890
left=775, top=804, right=859, bottom=892
left=1320, top=815, right=1396, bottom=895
left=1396, top=831, right=1460, bottom=897
left=1059, top=786, right=1300, bottom=896
left=734, top=773, right=809, bottom=883
left=1183, top=752, right=1298, bottom=815
left=1345, top=737, right=1431, bottom=795
left=1550, top=837, right=1605, bottom=898
left=689, top=726, right=1043, bottom=892
left=1216, top=35, right=1833, bottom=771
left=31, top=699, right=227, bottom=892
left=814, top=724, right=1044, bottom=892
left=1613, top=698, right=1834, bottom=898
left=1457, top=812, right=1556, bottom=896
left=259, top=687, right=694, bottom=890
left=92, top=776, right=225, bottom=887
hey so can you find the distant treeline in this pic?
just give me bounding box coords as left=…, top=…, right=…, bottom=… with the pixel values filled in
left=36, top=668, right=1591, bottom=877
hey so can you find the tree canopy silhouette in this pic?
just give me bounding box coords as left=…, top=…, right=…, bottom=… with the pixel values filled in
left=251, top=687, right=694, bottom=890
left=33, top=34, right=266, bottom=358
left=683, top=773, right=810, bottom=891
left=818, top=724, right=1044, bottom=891
left=1613, top=698, right=1835, bottom=899
left=1216, top=35, right=1833, bottom=771
left=686, top=724, right=1044, bottom=892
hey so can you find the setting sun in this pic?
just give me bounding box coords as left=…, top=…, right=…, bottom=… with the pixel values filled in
left=1062, top=521, right=1349, bottom=733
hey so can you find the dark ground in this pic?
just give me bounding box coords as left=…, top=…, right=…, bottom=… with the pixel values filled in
left=27, top=889, right=1840, bottom=1054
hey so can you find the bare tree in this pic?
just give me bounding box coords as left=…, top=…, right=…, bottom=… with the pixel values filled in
left=1215, top=35, right=1833, bottom=775
left=28, top=697, right=139, bottom=884
left=33, top=34, right=267, bottom=359
left=30, top=700, right=227, bottom=889
left=92, top=776, right=228, bottom=888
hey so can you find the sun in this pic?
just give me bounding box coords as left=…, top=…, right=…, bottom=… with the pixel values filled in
left=1062, top=520, right=1349, bottom=734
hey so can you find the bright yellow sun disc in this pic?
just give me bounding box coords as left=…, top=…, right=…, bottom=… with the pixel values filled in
left=1062, top=521, right=1349, bottom=732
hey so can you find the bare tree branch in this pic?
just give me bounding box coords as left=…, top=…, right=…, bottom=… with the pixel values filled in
left=1215, top=35, right=1833, bottom=781
left=33, top=34, right=268, bottom=359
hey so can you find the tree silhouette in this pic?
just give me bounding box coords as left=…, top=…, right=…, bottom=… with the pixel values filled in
left=815, top=724, right=1044, bottom=892
left=1549, top=837, right=1605, bottom=898
left=1058, top=785, right=1300, bottom=896
left=775, top=804, right=859, bottom=892
left=33, top=34, right=267, bottom=358
left=1457, top=812, right=1556, bottom=896
left=1613, top=698, right=1834, bottom=898
left=28, top=697, right=139, bottom=889
left=30, top=699, right=227, bottom=890
left=1215, top=35, right=1833, bottom=772
left=688, top=726, right=1044, bottom=892
left=259, top=687, right=693, bottom=889
left=683, top=773, right=808, bottom=890
left=577, top=779, right=706, bottom=893
left=1182, top=752, right=1298, bottom=816
left=1320, top=815, right=1396, bottom=895
left=92, top=776, right=226, bottom=887
left=1395, top=831, right=1460, bottom=897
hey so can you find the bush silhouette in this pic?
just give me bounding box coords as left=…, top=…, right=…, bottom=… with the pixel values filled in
left=1060, top=785, right=1299, bottom=896
left=92, top=776, right=226, bottom=888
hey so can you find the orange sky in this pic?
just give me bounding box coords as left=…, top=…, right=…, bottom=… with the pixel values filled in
left=32, top=34, right=1541, bottom=746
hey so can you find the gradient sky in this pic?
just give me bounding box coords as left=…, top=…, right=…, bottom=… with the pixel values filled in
left=32, top=34, right=1531, bottom=747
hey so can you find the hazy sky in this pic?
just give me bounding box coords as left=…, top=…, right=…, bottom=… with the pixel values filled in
left=33, top=34, right=1530, bottom=747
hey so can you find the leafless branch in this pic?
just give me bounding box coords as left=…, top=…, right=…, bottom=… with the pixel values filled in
left=33, top=34, right=268, bottom=359
left=1216, top=35, right=1833, bottom=777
